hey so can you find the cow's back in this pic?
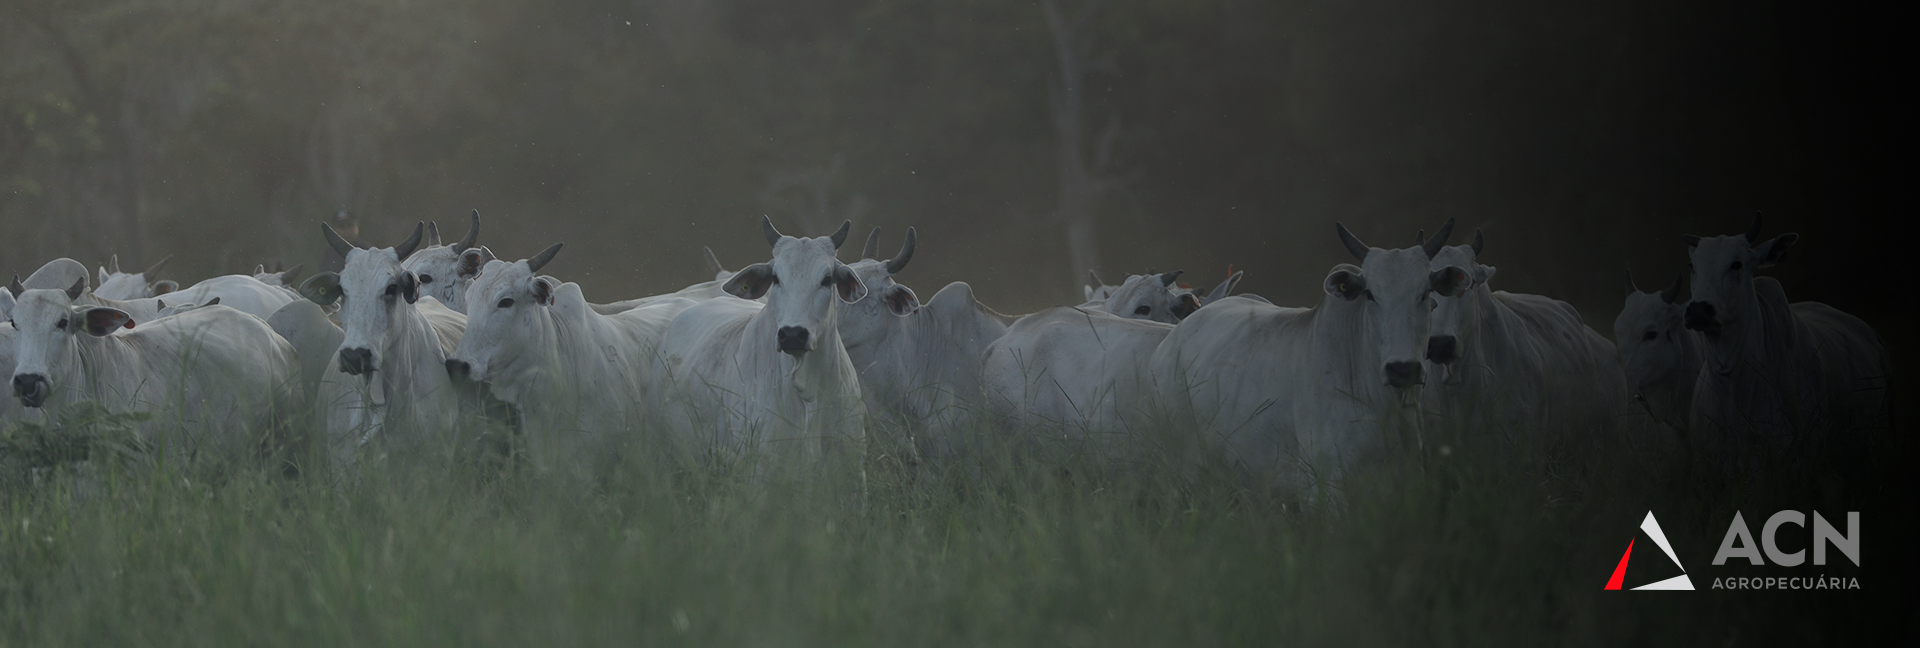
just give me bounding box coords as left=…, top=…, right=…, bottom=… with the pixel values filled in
left=1789, top=301, right=1891, bottom=436
left=1150, top=296, right=1318, bottom=471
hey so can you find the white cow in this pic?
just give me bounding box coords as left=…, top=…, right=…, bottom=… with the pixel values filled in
left=17, top=261, right=168, bottom=323
left=146, top=274, right=300, bottom=321
left=981, top=306, right=1175, bottom=452
left=4, top=279, right=304, bottom=465
left=586, top=246, right=737, bottom=316
left=0, top=291, right=23, bottom=424
left=446, top=244, right=696, bottom=469
left=1614, top=269, right=1703, bottom=433
left=93, top=254, right=176, bottom=300
left=1682, top=214, right=1890, bottom=452
left=648, top=218, right=869, bottom=471
left=1421, top=229, right=1631, bottom=441
left=402, top=209, right=494, bottom=313
left=839, top=227, right=1015, bottom=459
left=1150, top=220, right=1470, bottom=496
left=300, top=221, right=479, bottom=476
left=1082, top=271, right=1203, bottom=324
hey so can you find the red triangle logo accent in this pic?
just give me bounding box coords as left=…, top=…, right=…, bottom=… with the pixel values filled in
left=1604, top=538, right=1634, bottom=590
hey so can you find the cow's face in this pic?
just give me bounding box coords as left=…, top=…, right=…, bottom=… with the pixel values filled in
left=7, top=282, right=134, bottom=408
left=447, top=258, right=549, bottom=384
left=1683, top=215, right=1795, bottom=337
left=1330, top=220, right=1469, bottom=391
left=402, top=211, right=487, bottom=312
left=311, top=222, right=425, bottom=376
left=723, top=218, right=866, bottom=358
left=838, top=227, right=921, bottom=349
left=1425, top=236, right=1494, bottom=367
left=1614, top=272, right=1690, bottom=400
left=1103, top=272, right=1201, bottom=324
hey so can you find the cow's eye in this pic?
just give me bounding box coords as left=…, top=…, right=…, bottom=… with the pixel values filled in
left=1729, top=261, right=1742, bottom=271
left=769, top=274, right=781, bottom=285
left=419, top=274, right=433, bottom=284
left=498, top=298, right=514, bottom=309
left=56, top=319, right=66, bottom=330
left=385, top=284, right=400, bottom=296
left=1643, top=331, right=1658, bottom=341
left=1134, top=305, right=1151, bottom=315
left=820, top=274, right=834, bottom=287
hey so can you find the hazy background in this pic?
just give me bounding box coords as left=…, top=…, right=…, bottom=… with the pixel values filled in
left=2, top=0, right=1905, bottom=328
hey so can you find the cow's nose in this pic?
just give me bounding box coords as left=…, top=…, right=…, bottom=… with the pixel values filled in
left=777, top=326, right=811, bottom=356
left=339, top=347, right=376, bottom=375
left=1426, top=336, right=1458, bottom=364
left=1384, top=361, right=1424, bottom=389
left=1683, top=301, right=1718, bottom=333
left=446, top=358, right=471, bottom=380
left=12, top=374, right=49, bottom=408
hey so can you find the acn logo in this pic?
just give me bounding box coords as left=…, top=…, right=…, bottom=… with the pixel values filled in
left=1604, top=511, right=1694, bottom=590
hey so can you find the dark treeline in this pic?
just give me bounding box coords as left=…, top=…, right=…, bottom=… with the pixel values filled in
left=1, top=0, right=1905, bottom=326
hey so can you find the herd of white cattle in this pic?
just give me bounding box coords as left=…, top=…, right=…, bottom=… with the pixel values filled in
left=0, top=211, right=1891, bottom=491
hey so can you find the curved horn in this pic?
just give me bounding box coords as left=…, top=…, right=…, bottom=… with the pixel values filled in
left=1335, top=223, right=1370, bottom=261
left=1745, top=211, right=1763, bottom=245
left=885, top=227, right=917, bottom=275
left=393, top=222, right=426, bottom=261
left=1087, top=269, right=1105, bottom=290
left=703, top=246, right=725, bottom=276
left=8, top=275, right=22, bottom=298
left=763, top=215, right=784, bottom=247
left=281, top=263, right=304, bottom=282
left=110, top=254, right=122, bottom=274
left=143, top=254, right=172, bottom=278
left=1415, top=229, right=1424, bottom=246
left=66, top=276, right=86, bottom=300
left=1161, top=269, right=1186, bottom=287
left=1624, top=266, right=1639, bottom=297
left=427, top=221, right=443, bottom=247
left=453, top=209, right=480, bottom=252
left=1422, top=218, right=1456, bottom=259
left=526, top=242, right=564, bottom=273
left=1682, top=234, right=1702, bottom=247
left=1470, top=229, right=1484, bottom=256
left=861, top=227, right=882, bottom=260
left=828, top=220, right=852, bottom=250
left=1660, top=270, right=1685, bottom=305
left=321, top=222, right=358, bottom=258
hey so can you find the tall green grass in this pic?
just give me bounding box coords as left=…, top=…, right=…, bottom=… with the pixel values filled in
left=2, top=390, right=1908, bottom=646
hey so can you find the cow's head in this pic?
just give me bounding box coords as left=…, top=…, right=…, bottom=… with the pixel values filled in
left=1682, top=212, right=1794, bottom=337
left=7, top=278, right=135, bottom=408
left=1614, top=267, right=1691, bottom=401
left=93, top=254, right=171, bottom=300
left=723, top=216, right=867, bottom=358
left=839, top=227, right=922, bottom=349
left=1425, top=228, right=1494, bottom=367
left=1328, top=218, right=1468, bottom=391
left=446, top=244, right=563, bottom=384
left=1084, top=270, right=1119, bottom=302
left=1102, top=270, right=1203, bottom=324
left=304, top=221, right=426, bottom=376
left=401, top=209, right=489, bottom=312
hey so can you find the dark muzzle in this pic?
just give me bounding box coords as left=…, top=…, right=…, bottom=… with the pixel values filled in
left=1426, top=336, right=1458, bottom=365
left=12, top=374, right=50, bottom=408
left=1683, top=301, right=1719, bottom=335
left=777, top=326, right=811, bottom=356
left=446, top=358, right=472, bottom=380
left=339, top=347, right=376, bottom=375
left=1384, top=361, right=1424, bottom=389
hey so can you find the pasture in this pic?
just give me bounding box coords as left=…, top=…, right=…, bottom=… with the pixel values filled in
left=3, top=363, right=1907, bottom=646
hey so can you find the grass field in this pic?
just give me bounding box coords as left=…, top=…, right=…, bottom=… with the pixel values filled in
left=1, top=395, right=1911, bottom=646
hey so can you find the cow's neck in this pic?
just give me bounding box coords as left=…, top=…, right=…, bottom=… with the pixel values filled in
left=1701, top=283, right=1775, bottom=378
left=379, top=302, right=449, bottom=396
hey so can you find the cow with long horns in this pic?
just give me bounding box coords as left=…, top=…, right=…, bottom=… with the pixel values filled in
left=648, top=217, right=871, bottom=471
left=1150, top=219, right=1470, bottom=498
left=400, top=209, right=494, bottom=314
left=297, top=221, right=479, bottom=476
left=1615, top=268, right=1704, bottom=434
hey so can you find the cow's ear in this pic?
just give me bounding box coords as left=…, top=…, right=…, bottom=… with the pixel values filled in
left=1324, top=266, right=1367, bottom=301
left=98, top=266, right=110, bottom=284
left=399, top=271, right=420, bottom=304
left=0, top=289, right=14, bottom=320
left=723, top=263, right=775, bottom=300
left=1756, top=233, right=1798, bottom=267
left=832, top=264, right=868, bottom=304
left=300, top=272, right=343, bottom=306
left=881, top=283, right=919, bottom=316
left=1172, top=292, right=1203, bottom=319
left=82, top=307, right=134, bottom=336
left=458, top=247, right=495, bottom=278
left=1477, top=264, right=1496, bottom=284
left=1430, top=266, right=1471, bottom=298
left=531, top=277, right=555, bottom=306
left=150, top=279, right=178, bottom=296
